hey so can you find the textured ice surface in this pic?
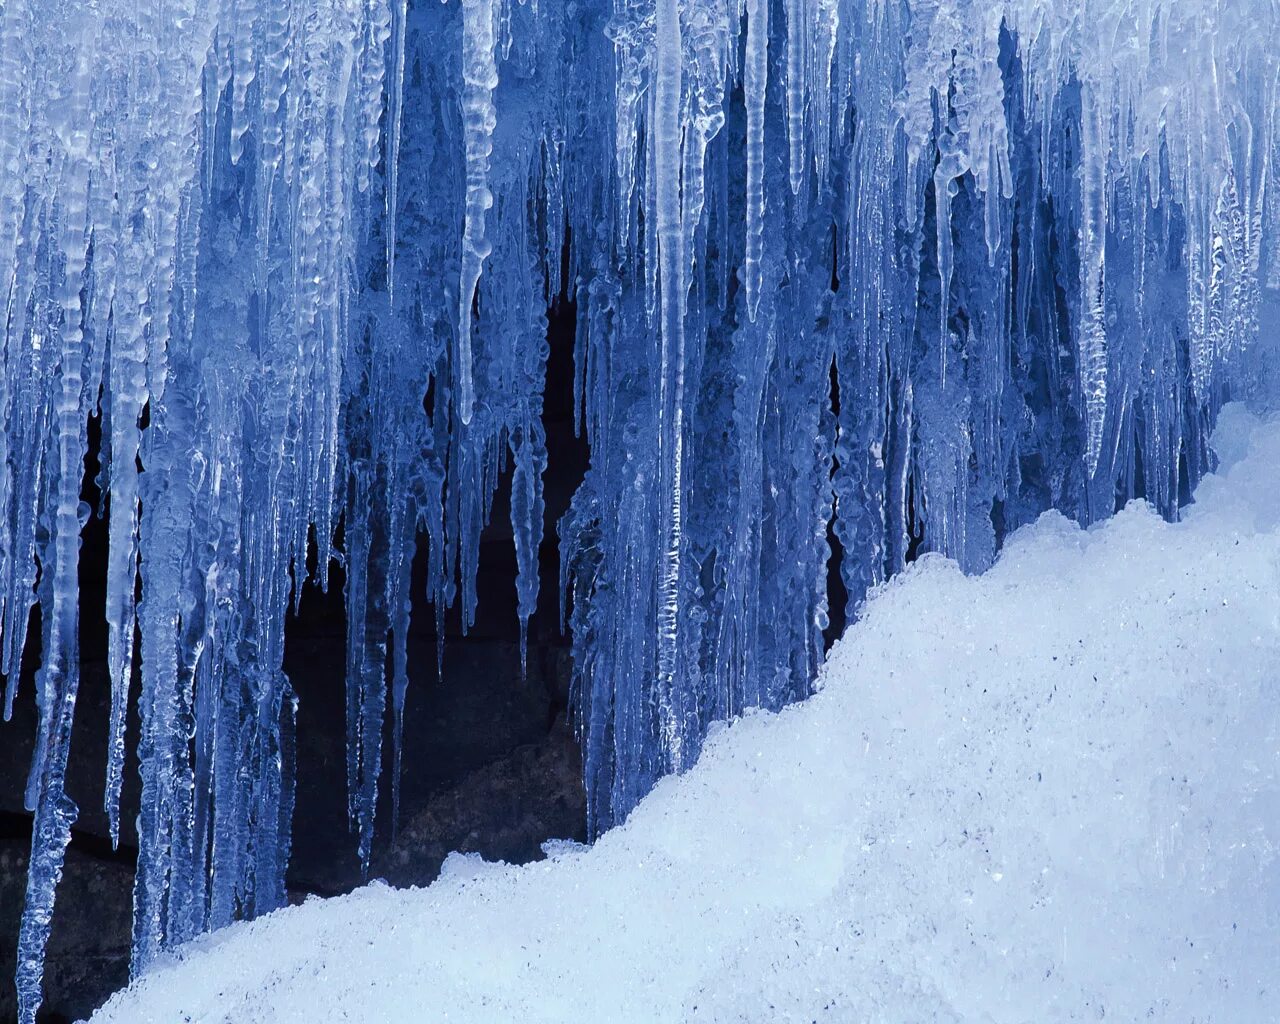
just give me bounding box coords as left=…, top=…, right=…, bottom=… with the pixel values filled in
left=88, top=406, right=1280, bottom=1024
left=2, top=1, right=1279, bottom=1015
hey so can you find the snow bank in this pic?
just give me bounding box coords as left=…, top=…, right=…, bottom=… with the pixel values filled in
left=89, top=406, right=1280, bottom=1024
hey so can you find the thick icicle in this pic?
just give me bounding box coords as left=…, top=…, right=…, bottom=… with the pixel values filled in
left=458, top=0, right=499, bottom=426
left=742, top=0, right=767, bottom=322
left=784, top=0, right=805, bottom=196
left=16, top=11, right=99, bottom=1021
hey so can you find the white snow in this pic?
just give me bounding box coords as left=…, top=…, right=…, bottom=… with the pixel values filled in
left=89, top=405, right=1280, bottom=1024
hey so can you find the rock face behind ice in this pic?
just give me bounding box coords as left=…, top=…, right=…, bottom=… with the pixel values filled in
left=89, top=407, right=1280, bottom=1024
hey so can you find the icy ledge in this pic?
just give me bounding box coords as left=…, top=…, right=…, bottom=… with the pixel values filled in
left=90, top=406, right=1280, bottom=1024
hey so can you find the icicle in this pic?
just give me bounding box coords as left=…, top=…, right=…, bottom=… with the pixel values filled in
left=387, top=0, right=408, bottom=305
left=0, top=0, right=30, bottom=713
left=16, top=11, right=99, bottom=1020
left=608, top=0, right=650, bottom=257
left=357, top=0, right=394, bottom=199
left=810, top=0, right=838, bottom=185
left=229, top=0, right=258, bottom=164
left=743, top=0, right=767, bottom=322
left=682, top=2, right=728, bottom=299
left=388, top=491, right=413, bottom=833
left=458, top=0, right=499, bottom=426
left=102, top=252, right=147, bottom=845
left=1078, top=82, right=1109, bottom=475
left=653, top=0, right=685, bottom=770
left=934, top=145, right=960, bottom=385
left=785, top=0, right=805, bottom=196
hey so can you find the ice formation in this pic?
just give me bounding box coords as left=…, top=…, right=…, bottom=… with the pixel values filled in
left=0, top=1, right=1277, bottom=1019
left=88, top=404, right=1280, bottom=1024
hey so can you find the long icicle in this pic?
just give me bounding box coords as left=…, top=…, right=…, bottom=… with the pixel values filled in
left=654, top=0, right=686, bottom=771
left=457, top=0, right=498, bottom=426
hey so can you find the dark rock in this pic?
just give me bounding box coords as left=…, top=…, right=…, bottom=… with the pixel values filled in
left=0, top=838, right=133, bottom=1024
left=375, top=716, right=586, bottom=889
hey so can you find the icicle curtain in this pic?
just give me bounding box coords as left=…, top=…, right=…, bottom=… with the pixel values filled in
left=1, top=1, right=1277, bottom=1020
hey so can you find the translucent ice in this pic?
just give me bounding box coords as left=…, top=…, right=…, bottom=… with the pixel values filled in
left=0, top=2, right=1276, bottom=1018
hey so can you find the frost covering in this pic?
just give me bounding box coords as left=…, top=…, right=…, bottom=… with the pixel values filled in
left=0, top=0, right=1278, bottom=1019
left=89, top=405, right=1280, bottom=1024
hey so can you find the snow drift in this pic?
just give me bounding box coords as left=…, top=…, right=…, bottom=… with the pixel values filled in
left=89, top=405, right=1280, bottom=1024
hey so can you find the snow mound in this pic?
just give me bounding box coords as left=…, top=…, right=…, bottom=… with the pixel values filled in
left=89, top=407, right=1280, bottom=1023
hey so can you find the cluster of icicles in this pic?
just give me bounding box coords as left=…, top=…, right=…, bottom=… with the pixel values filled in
left=0, top=0, right=1276, bottom=1019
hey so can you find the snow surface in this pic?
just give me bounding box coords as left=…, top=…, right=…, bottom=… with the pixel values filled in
left=89, top=406, right=1280, bottom=1024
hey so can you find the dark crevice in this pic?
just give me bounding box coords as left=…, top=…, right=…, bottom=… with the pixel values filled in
left=1, top=300, right=591, bottom=1022
left=0, top=812, right=137, bottom=868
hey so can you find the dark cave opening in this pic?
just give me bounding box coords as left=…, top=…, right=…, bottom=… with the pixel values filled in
left=0, top=297, right=590, bottom=1022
